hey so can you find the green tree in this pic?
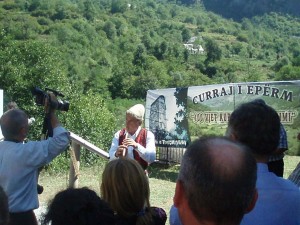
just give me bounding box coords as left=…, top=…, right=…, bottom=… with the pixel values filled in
left=292, top=56, right=300, bottom=67
left=108, top=54, right=135, bottom=99
left=130, top=57, right=169, bottom=99
left=153, top=41, right=169, bottom=60
left=181, top=28, right=191, bottom=43
left=103, top=21, right=117, bottom=40
left=231, top=42, right=244, bottom=55
left=272, top=56, right=289, bottom=72
left=204, top=38, right=222, bottom=64
left=82, top=0, right=97, bottom=21
left=275, top=65, right=300, bottom=81
left=0, top=33, right=69, bottom=140
left=65, top=91, right=116, bottom=165
left=133, top=44, right=146, bottom=67
left=111, top=0, right=127, bottom=14
left=1, top=14, right=41, bottom=40
left=183, top=49, right=189, bottom=62
left=141, top=33, right=154, bottom=51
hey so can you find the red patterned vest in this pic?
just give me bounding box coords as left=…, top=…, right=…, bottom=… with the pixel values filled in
left=119, top=128, right=148, bottom=170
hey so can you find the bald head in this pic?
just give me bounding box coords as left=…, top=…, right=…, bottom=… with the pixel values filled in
left=0, top=109, right=28, bottom=141
left=208, top=138, right=247, bottom=181
left=178, top=136, right=257, bottom=224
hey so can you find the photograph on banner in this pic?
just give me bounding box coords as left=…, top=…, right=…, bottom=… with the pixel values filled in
left=146, top=87, right=190, bottom=149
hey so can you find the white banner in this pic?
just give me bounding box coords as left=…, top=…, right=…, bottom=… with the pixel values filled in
left=146, top=80, right=300, bottom=154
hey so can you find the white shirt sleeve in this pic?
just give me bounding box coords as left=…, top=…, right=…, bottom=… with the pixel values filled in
left=135, top=130, right=156, bottom=163
left=109, top=130, right=121, bottom=160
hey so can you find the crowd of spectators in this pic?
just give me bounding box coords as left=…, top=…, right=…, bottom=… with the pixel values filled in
left=0, top=101, right=299, bottom=225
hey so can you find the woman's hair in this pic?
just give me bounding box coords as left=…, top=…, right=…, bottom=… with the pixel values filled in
left=42, top=187, right=114, bottom=225
left=101, top=158, right=153, bottom=225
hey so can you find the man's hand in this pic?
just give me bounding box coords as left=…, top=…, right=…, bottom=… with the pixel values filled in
left=46, top=93, right=60, bottom=128
left=122, top=138, right=138, bottom=148
left=44, top=93, right=57, bottom=113
left=115, top=145, right=128, bottom=157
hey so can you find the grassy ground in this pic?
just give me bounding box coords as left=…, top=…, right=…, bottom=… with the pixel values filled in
left=38, top=155, right=299, bottom=223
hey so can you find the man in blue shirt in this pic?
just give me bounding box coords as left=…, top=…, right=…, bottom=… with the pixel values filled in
left=227, top=100, right=300, bottom=225
left=246, top=99, right=288, bottom=177
left=0, top=94, right=70, bottom=225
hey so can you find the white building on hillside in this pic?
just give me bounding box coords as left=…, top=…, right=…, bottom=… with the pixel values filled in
left=183, top=43, right=205, bottom=54
left=184, top=36, right=205, bottom=54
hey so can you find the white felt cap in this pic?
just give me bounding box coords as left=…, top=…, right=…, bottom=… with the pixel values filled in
left=126, top=104, right=145, bottom=121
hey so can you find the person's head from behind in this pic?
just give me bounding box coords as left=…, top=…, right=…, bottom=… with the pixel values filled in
left=0, top=109, right=28, bottom=142
left=227, top=99, right=280, bottom=159
left=42, top=187, right=114, bottom=225
left=125, top=104, right=145, bottom=135
left=101, top=158, right=152, bottom=225
left=174, top=136, right=257, bottom=225
left=0, top=186, right=9, bottom=225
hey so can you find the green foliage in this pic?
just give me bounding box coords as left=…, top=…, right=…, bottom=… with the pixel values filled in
left=231, top=42, right=244, bottom=55
left=103, top=21, right=117, bottom=40
left=0, top=13, right=42, bottom=40
left=292, top=56, right=300, bottom=67
left=129, top=53, right=171, bottom=99
left=202, top=0, right=300, bottom=21
left=153, top=41, right=169, bottom=60
left=236, top=33, right=248, bottom=42
left=133, top=44, right=147, bottom=67
left=204, top=38, right=222, bottom=64
left=1, top=0, right=298, bottom=101
left=275, top=65, right=300, bottom=81
left=82, top=0, right=97, bottom=21
left=2, top=1, right=19, bottom=10
left=0, top=31, right=68, bottom=106
left=64, top=91, right=116, bottom=166
left=272, top=56, right=290, bottom=72
left=181, top=28, right=191, bottom=43
left=111, top=0, right=127, bottom=14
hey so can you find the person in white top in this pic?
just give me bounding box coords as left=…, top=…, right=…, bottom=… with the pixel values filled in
left=109, top=104, right=156, bottom=170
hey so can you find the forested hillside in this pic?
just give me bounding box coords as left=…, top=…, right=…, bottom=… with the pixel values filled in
left=0, top=0, right=300, bottom=165
left=202, top=0, right=300, bottom=20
